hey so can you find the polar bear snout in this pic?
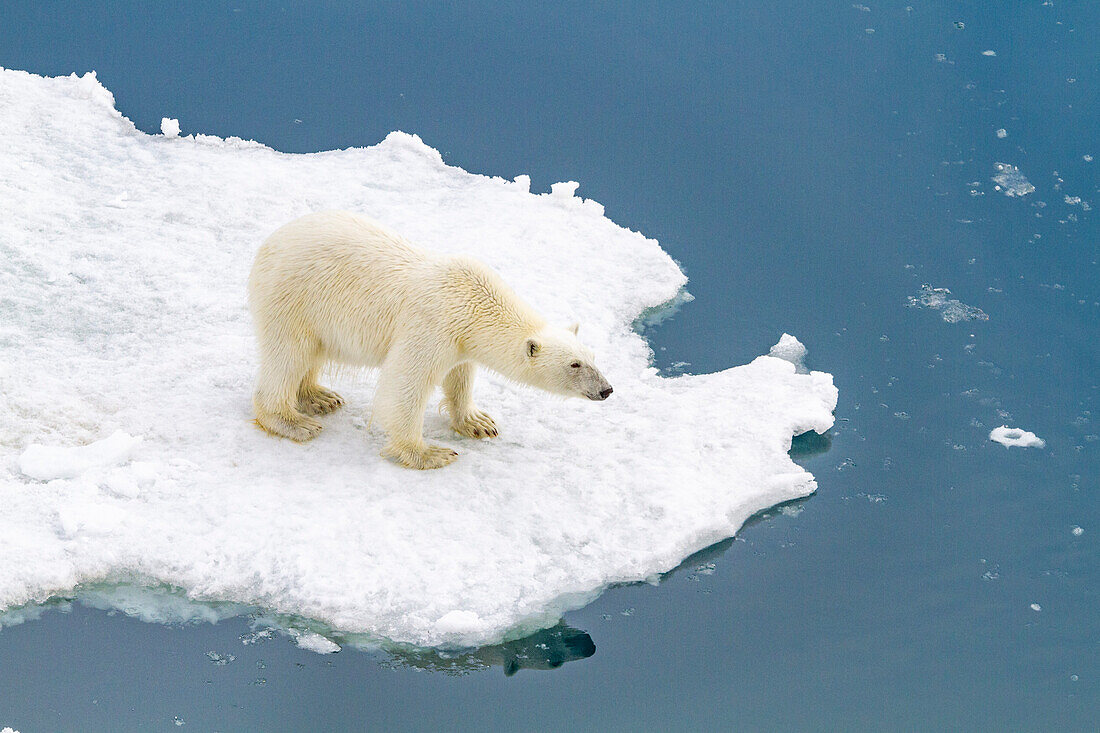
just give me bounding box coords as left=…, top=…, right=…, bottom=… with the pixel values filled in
left=581, top=368, right=614, bottom=401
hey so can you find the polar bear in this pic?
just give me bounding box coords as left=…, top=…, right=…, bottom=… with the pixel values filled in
left=248, top=211, right=613, bottom=469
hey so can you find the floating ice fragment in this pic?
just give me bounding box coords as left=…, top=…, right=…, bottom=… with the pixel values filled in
left=995, top=128, right=1007, bottom=139
left=768, top=333, right=808, bottom=373
left=982, top=50, right=997, bottom=56
left=205, top=650, right=236, bottom=666
left=1029, top=603, right=1041, bottom=612
left=295, top=632, right=341, bottom=654
left=0, top=68, right=838, bottom=648
left=161, top=117, right=180, bottom=138
left=1071, top=526, right=1083, bottom=536
left=992, top=163, right=1034, bottom=197
left=18, top=430, right=142, bottom=480
left=907, top=285, right=988, bottom=323
left=989, top=426, right=1045, bottom=449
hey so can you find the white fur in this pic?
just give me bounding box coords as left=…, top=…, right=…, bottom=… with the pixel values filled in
left=248, top=211, right=612, bottom=469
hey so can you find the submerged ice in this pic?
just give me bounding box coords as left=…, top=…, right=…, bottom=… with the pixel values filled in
left=0, top=68, right=837, bottom=648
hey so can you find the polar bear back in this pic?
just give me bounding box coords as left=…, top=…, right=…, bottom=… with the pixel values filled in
left=249, top=211, right=446, bottom=366
left=248, top=211, right=542, bottom=368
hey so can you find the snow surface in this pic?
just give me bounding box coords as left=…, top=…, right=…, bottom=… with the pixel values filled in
left=989, top=426, right=1045, bottom=449
left=0, top=68, right=837, bottom=648
left=19, top=430, right=141, bottom=480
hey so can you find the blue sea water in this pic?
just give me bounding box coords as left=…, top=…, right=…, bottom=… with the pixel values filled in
left=1, top=1, right=1097, bottom=730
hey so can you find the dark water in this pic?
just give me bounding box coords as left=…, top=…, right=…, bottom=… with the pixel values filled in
left=2, top=1, right=1097, bottom=730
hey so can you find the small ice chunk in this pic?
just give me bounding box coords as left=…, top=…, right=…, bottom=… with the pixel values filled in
left=550, top=181, right=579, bottom=198
left=768, top=333, right=809, bottom=373
left=989, top=425, right=1045, bottom=449
left=995, top=128, right=1007, bottom=139
left=1071, top=526, right=1084, bottom=536
left=982, top=50, right=997, bottom=56
left=1029, top=603, right=1042, bottom=612
left=19, top=430, right=142, bottom=480
left=908, top=285, right=988, bottom=323
left=294, top=632, right=340, bottom=654
left=161, top=117, right=181, bottom=138
left=992, top=163, right=1034, bottom=197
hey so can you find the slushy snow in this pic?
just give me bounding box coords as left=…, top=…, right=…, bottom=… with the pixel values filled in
left=989, top=426, right=1045, bottom=449
left=0, top=68, right=837, bottom=648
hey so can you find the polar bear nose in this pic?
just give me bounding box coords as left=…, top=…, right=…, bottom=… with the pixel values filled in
left=598, top=386, right=613, bottom=400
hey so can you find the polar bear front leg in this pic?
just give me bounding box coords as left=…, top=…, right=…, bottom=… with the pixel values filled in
left=374, top=347, right=458, bottom=470
left=441, top=362, right=499, bottom=439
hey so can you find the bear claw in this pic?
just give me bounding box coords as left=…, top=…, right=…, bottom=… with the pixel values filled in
left=452, top=410, right=499, bottom=439
left=383, top=442, right=459, bottom=470
left=299, top=386, right=345, bottom=416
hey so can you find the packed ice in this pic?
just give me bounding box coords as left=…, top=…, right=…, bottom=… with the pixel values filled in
left=0, top=68, right=837, bottom=648
left=989, top=426, right=1045, bottom=449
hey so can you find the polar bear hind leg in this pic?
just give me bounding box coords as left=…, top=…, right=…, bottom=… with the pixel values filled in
left=253, top=337, right=325, bottom=442
left=442, top=363, right=499, bottom=439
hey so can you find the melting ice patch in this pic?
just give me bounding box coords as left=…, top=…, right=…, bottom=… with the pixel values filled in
left=0, top=69, right=837, bottom=649
left=989, top=426, right=1045, bottom=449
left=992, top=163, right=1035, bottom=197
left=907, top=285, right=989, bottom=323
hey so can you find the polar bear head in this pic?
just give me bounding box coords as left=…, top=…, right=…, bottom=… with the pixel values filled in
left=524, top=323, right=613, bottom=401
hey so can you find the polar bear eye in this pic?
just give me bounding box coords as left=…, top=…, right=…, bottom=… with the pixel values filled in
left=570, top=362, right=581, bottom=369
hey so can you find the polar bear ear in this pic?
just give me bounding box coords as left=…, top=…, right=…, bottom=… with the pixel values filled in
left=567, top=322, right=580, bottom=336
left=526, top=338, right=541, bottom=357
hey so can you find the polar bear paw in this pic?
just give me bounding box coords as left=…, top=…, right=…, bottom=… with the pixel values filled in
left=383, top=441, right=459, bottom=470
left=452, top=410, right=499, bottom=439
left=255, top=410, right=324, bottom=442
left=299, top=385, right=345, bottom=416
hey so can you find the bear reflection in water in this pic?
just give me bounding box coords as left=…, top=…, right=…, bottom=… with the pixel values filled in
left=385, top=622, right=595, bottom=676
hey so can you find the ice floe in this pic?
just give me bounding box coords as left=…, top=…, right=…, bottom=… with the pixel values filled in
left=0, top=68, right=836, bottom=648
left=989, top=426, right=1046, bottom=449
